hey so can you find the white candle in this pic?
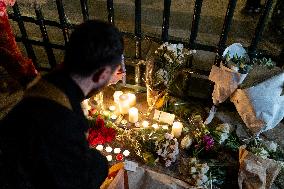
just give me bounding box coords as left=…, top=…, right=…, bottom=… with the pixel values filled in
left=162, top=125, right=169, bottom=130
left=127, top=93, right=136, bottom=107
left=142, top=121, right=149, bottom=128
left=106, top=155, right=112, bottom=161
left=171, top=121, right=183, bottom=138
left=152, top=124, right=159, bottom=129
left=113, top=91, right=123, bottom=104
left=103, top=110, right=110, bottom=117
left=110, top=114, right=117, bottom=120
left=118, top=94, right=130, bottom=114
left=123, top=150, right=130, bottom=157
left=109, top=105, right=116, bottom=112
left=114, top=148, right=121, bottom=154
left=105, top=146, right=113, bottom=153
left=129, top=107, right=139, bottom=123
left=96, top=145, right=104, bottom=151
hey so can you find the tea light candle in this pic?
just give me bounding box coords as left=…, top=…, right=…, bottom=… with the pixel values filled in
left=110, top=114, right=117, bottom=120
left=109, top=106, right=116, bottom=112
left=96, top=145, right=104, bottom=151
left=152, top=124, right=159, bottom=129
left=142, top=121, right=149, bottom=128
left=103, top=110, right=110, bottom=117
left=129, top=107, right=139, bottom=123
left=106, top=155, right=112, bottom=162
left=105, top=146, right=113, bottom=153
left=114, top=148, right=121, bottom=154
left=162, top=125, right=169, bottom=130
left=113, top=91, right=123, bottom=104
left=123, top=150, right=130, bottom=157
left=171, top=121, right=183, bottom=138
left=118, top=94, right=130, bottom=114
left=127, top=93, right=136, bottom=107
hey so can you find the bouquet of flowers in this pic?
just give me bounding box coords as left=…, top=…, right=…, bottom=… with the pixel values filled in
left=238, top=138, right=284, bottom=189
left=188, top=157, right=210, bottom=187
left=208, top=43, right=250, bottom=105
left=146, top=42, right=192, bottom=109
left=180, top=115, right=215, bottom=157
left=87, top=111, right=116, bottom=147
left=155, top=133, right=179, bottom=167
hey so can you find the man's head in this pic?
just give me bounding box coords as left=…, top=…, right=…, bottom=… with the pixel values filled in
left=64, top=20, right=124, bottom=98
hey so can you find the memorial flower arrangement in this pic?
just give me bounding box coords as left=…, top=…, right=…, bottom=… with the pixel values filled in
left=146, top=42, right=192, bottom=109
left=87, top=110, right=116, bottom=147
left=188, top=157, right=210, bottom=187
left=155, top=133, right=179, bottom=167
left=181, top=115, right=216, bottom=157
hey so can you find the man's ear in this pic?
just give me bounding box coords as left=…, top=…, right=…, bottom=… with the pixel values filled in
left=92, top=66, right=112, bottom=85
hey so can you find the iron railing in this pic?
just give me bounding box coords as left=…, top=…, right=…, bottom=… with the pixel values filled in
left=8, top=0, right=282, bottom=82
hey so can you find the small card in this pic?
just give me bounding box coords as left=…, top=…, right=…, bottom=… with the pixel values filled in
left=124, top=160, right=138, bottom=172
left=153, top=110, right=175, bottom=125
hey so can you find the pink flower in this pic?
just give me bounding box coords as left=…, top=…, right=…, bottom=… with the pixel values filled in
left=203, top=135, right=214, bottom=151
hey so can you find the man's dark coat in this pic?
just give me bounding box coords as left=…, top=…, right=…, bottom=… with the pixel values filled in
left=0, top=71, right=108, bottom=189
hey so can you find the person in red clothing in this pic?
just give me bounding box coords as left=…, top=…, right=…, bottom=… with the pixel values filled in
left=0, top=0, right=38, bottom=86
left=0, top=20, right=124, bottom=189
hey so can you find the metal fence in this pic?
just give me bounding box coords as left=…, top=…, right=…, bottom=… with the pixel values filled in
left=8, top=0, right=281, bottom=83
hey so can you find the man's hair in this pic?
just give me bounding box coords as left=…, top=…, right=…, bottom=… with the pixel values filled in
left=64, top=20, right=124, bottom=76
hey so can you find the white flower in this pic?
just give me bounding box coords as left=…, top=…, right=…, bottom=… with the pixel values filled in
left=255, top=147, right=269, bottom=159
left=165, top=160, right=172, bottom=167
left=181, top=135, right=193, bottom=149
left=190, top=49, right=197, bottom=54
left=176, top=43, right=184, bottom=51
left=189, top=157, right=197, bottom=164
left=216, top=123, right=233, bottom=133
left=165, top=133, right=174, bottom=140
left=200, top=163, right=209, bottom=174
left=157, top=148, right=163, bottom=156
left=195, top=179, right=203, bottom=186
left=264, top=141, right=278, bottom=152
left=219, top=133, right=229, bottom=144
left=190, top=167, right=197, bottom=174
left=200, top=175, right=208, bottom=183
left=164, top=53, right=173, bottom=63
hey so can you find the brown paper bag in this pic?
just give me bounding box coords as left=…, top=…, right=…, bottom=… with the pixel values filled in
left=238, top=146, right=281, bottom=189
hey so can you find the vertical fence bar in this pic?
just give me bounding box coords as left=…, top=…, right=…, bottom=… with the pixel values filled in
left=135, top=0, right=142, bottom=59
left=215, top=0, right=238, bottom=65
left=56, top=0, right=70, bottom=45
left=107, top=0, right=114, bottom=25
left=189, top=0, right=203, bottom=49
left=12, top=2, right=37, bottom=67
left=248, top=0, right=274, bottom=59
left=34, top=4, right=56, bottom=68
left=134, top=0, right=142, bottom=85
left=161, top=0, right=171, bottom=42
left=80, top=0, right=89, bottom=21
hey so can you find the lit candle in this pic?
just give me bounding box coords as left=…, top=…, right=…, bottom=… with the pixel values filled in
left=105, top=146, right=113, bottom=153
left=118, top=94, right=130, bottom=114
left=162, top=125, right=169, bottom=130
left=114, top=148, right=121, bottom=154
left=123, top=150, right=130, bottom=157
left=152, top=124, right=159, bottom=129
left=142, top=121, right=149, bottom=128
left=109, top=106, right=116, bottom=112
left=127, top=93, right=136, bottom=107
left=113, top=91, right=123, bottom=104
left=103, top=110, right=110, bottom=117
left=171, top=121, right=183, bottom=138
left=110, top=114, right=117, bottom=120
left=129, top=107, right=139, bottom=123
left=106, top=155, right=112, bottom=161
left=96, top=145, right=104, bottom=151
